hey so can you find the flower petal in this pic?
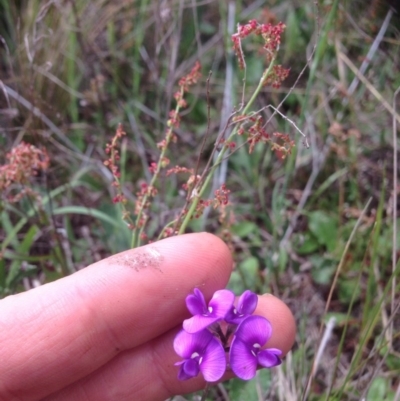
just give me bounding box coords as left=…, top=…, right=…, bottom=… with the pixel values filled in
left=257, top=348, right=282, bottom=368
left=209, top=289, right=235, bottom=318
left=185, top=288, right=207, bottom=316
left=224, top=308, right=241, bottom=325
left=178, top=359, right=200, bottom=380
left=237, top=290, right=258, bottom=315
left=183, top=315, right=220, bottom=333
left=234, top=315, right=272, bottom=346
left=173, top=329, right=213, bottom=358
left=225, top=290, right=258, bottom=325
left=200, top=336, right=226, bottom=382
left=229, top=338, right=258, bottom=380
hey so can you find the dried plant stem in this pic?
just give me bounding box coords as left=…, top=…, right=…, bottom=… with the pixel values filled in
left=302, top=197, right=372, bottom=401
left=338, top=51, right=400, bottom=125
left=132, top=86, right=185, bottom=248
left=178, top=58, right=276, bottom=234
left=200, top=382, right=211, bottom=401
left=108, top=130, right=135, bottom=231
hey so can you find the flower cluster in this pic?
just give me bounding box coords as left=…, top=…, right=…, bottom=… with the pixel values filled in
left=104, top=124, right=128, bottom=205
left=271, top=132, right=296, bottom=160
left=232, top=20, right=286, bottom=69
left=0, top=141, right=50, bottom=203
left=104, top=123, right=126, bottom=181
left=234, top=114, right=295, bottom=157
left=262, top=65, right=290, bottom=88
left=174, top=288, right=282, bottom=382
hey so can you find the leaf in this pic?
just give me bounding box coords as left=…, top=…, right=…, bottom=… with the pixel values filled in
left=228, top=370, right=272, bottom=400
left=338, top=277, right=361, bottom=304
left=5, top=225, right=39, bottom=288
left=309, top=255, right=336, bottom=285
left=231, top=221, right=258, bottom=238
left=2, top=180, right=84, bottom=253
left=308, top=211, right=338, bottom=252
left=296, top=233, right=319, bottom=254
left=53, top=206, right=123, bottom=228
left=311, top=264, right=335, bottom=285
left=366, top=377, right=393, bottom=401
left=238, top=256, right=259, bottom=290
left=227, top=271, right=246, bottom=297
left=97, top=203, right=132, bottom=252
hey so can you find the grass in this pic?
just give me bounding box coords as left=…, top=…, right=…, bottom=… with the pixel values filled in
left=0, top=0, right=399, bottom=400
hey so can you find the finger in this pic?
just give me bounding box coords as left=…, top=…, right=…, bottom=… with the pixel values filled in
left=254, top=293, right=297, bottom=352
left=0, top=233, right=232, bottom=401
left=44, top=294, right=296, bottom=401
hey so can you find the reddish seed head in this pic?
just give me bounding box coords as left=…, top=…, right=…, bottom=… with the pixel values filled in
left=232, top=20, right=286, bottom=68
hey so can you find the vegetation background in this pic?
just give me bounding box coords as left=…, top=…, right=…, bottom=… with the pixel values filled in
left=0, top=0, right=399, bottom=400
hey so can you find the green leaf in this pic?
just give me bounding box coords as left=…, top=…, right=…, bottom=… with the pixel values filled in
left=53, top=206, right=123, bottom=228
left=308, top=211, right=338, bottom=252
left=231, top=221, right=258, bottom=238
left=227, top=271, right=246, bottom=295
left=296, top=233, right=319, bottom=254
left=311, top=264, right=335, bottom=285
left=5, top=225, right=39, bottom=288
left=2, top=180, right=84, bottom=253
left=238, top=256, right=259, bottom=290
left=228, top=370, right=272, bottom=400
left=309, top=255, right=336, bottom=285
left=97, top=203, right=132, bottom=252
left=338, top=277, right=361, bottom=304
left=1, top=211, right=19, bottom=248
left=366, top=377, right=394, bottom=401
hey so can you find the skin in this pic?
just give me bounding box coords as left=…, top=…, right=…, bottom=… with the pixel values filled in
left=0, top=232, right=296, bottom=401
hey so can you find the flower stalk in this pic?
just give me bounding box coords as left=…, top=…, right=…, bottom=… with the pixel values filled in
left=131, top=88, right=183, bottom=248
left=178, top=58, right=276, bottom=235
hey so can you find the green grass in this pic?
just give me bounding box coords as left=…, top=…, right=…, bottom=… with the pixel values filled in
left=0, top=0, right=399, bottom=400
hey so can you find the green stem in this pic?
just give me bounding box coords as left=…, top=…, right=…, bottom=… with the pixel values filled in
left=157, top=218, right=178, bottom=241
left=178, top=58, right=276, bottom=235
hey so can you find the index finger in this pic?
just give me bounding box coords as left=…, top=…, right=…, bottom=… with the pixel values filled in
left=0, top=233, right=232, bottom=401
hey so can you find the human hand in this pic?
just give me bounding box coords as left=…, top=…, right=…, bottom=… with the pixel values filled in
left=0, top=233, right=296, bottom=401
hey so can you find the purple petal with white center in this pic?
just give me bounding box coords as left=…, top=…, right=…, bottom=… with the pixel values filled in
left=237, top=290, right=258, bottom=315
left=229, top=337, right=258, bottom=380
left=199, top=335, right=226, bottom=381
left=173, top=328, right=212, bottom=358
left=224, top=308, right=240, bottom=325
left=183, top=288, right=235, bottom=333
left=225, top=290, right=258, bottom=325
left=185, top=288, right=207, bottom=316
left=173, top=329, right=226, bottom=381
left=208, top=289, right=235, bottom=317
left=234, top=315, right=272, bottom=345
left=257, top=348, right=282, bottom=368
left=183, top=314, right=220, bottom=333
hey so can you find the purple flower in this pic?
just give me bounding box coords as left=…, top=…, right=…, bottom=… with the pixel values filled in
left=225, top=290, right=258, bottom=325
left=183, top=288, right=235, bottom=333
left=174, top=329, right=226, bottom=382
left=229, top=315, right=282, bottom=380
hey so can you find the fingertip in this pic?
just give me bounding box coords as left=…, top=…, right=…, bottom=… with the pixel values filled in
left=156, top=232, right=233, bottom=296
left=191, top=232, right=233, bottom=272
left=255, top=294, right=296, bottom=355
